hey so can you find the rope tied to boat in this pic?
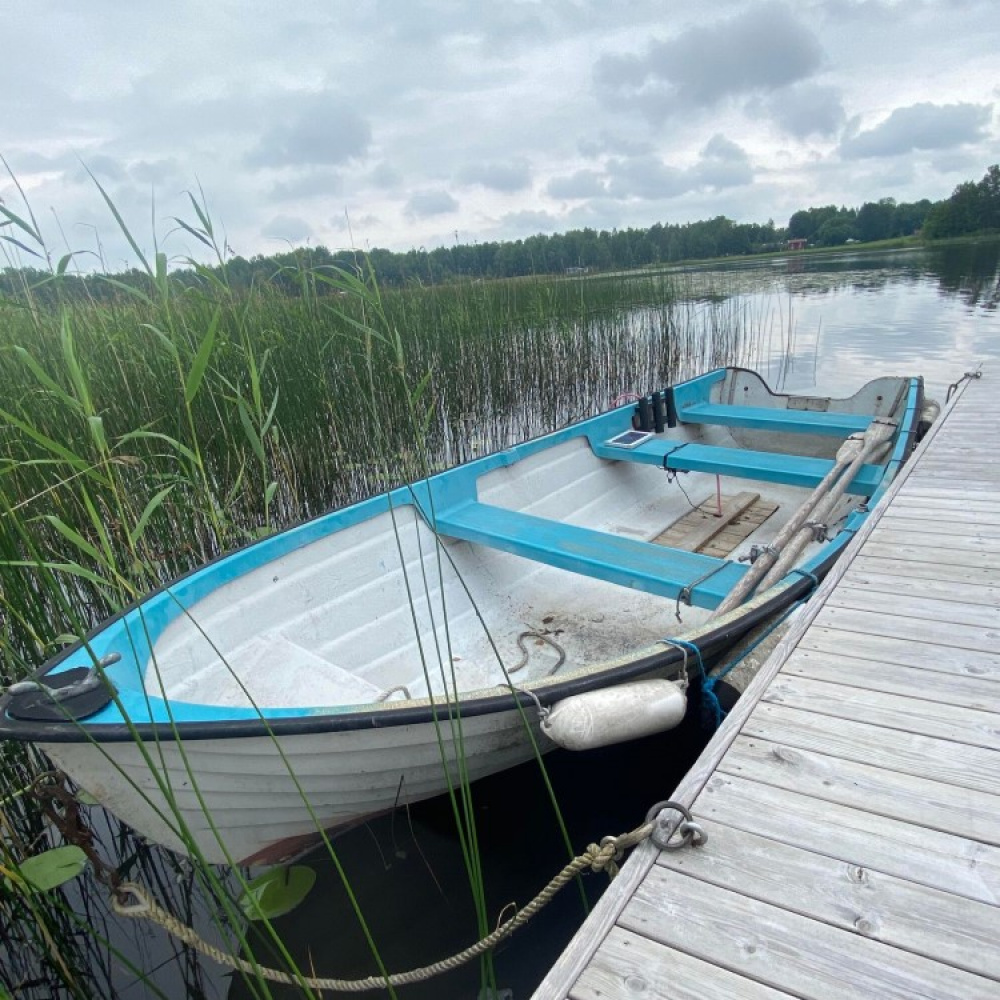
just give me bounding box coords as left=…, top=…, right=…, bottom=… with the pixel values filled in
left=945, top=364, right=983, bottom=403
left=108, top=802, right=705, bottom=993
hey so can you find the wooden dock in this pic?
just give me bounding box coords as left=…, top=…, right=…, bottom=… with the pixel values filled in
left=533, top=371, right=1000, bottom=1000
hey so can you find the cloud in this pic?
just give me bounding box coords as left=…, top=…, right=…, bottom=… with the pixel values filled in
left=245, top=95, right=371, bottom=169
left=758, top=83, right=846, bottom=138
left=262, top=214, right=312, bottom=243
left=606, top=155, right=690, bottom=200
left=404, top=190, right=459, bottom=219
left=578, top=131, right=654, bottom=158
left=129, top=158, right=184, bottom=187
left=269, top=168, right=343, bottom=201
left=594, top=3, right=823, bottom=117
left=457, top=160, right=532, bottom=192
left=604, top=136, right=753, bottom=200
left=693, top=135, right=754, bottom=189
left=488, top=208, right=562, bottom=240
left=369, top=162, right=402, bottom=189
left=840, top=101, right=993, bottom=158
left=546, top=170, right=608, bottom=199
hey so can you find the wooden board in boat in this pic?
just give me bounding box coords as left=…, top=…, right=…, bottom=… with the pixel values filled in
left=653, top=491, right=779, bottom=557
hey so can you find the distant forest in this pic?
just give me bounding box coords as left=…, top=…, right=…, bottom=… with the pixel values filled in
left=2, top=165, right=998, bottom=298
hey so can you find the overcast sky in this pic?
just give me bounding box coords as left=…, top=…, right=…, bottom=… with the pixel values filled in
left=3, top=0, right=998, bottom=269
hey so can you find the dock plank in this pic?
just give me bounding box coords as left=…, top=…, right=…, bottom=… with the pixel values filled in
left=621, top=867, right=997, bottom=1000
left=741, top=701, right=1000, bottom=793
left=828, top=583, right=1000, bottom=627
left=784, top=646, right=1000, bottom=710
left=840, top=564, right=1000, bottom=605
left=696, top=773, right=1000, bottom=905
left=719, top=735, right=1000, bottom=845
left=656, top=820, right=1000, bottom=980
left=569, top=927, right=797, bottom=1000
left=761, top=672, right=1000, bottom=750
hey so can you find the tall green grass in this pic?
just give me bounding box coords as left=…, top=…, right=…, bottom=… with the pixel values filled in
left=0, top=185, right=766, bottom=997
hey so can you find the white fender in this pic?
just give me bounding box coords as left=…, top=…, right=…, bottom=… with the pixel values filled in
left=542, top=678, right=687, bottom=751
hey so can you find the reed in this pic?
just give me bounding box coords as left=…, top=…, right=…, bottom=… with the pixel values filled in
left=0, top=181, right=770, bottom=996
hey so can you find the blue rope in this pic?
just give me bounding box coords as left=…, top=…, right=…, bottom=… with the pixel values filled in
left=660, top=637, right=720, bottom=730
left=698, top=599, right=805, bottom=731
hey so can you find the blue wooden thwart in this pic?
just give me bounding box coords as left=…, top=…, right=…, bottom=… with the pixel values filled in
left=679, top=402, right=872, bottom=436
left=590, top=440, right=883, bottom=495
left=432, top=501, right=746, bottom=609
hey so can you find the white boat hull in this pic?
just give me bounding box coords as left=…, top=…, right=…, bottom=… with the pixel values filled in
left=43, top=707, right=543, bottom=865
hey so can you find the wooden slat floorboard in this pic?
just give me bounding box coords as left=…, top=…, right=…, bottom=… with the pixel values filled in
left=533, top=374, right=1000, bottom=1000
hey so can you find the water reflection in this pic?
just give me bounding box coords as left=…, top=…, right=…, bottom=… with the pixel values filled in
left=674, top=239, right=1000, bottom=399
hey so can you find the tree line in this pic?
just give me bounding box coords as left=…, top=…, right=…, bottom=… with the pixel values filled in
left=2, top=165, right=997, bottom=300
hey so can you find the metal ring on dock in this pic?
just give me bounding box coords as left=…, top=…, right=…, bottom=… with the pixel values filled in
left=644, top=799, right=708, bottom=851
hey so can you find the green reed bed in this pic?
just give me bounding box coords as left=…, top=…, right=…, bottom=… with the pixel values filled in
left=0, top=188, right=770, bottom=997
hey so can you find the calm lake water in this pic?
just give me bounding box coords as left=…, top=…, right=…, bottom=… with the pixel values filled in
left=9, top=239, right=999, bottom=1000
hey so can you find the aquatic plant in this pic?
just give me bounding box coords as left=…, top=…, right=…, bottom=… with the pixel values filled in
left=0, top=177, right=768, bottom=997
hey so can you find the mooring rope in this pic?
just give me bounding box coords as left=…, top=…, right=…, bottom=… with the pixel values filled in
left=110, top=812, right=682, bottom=993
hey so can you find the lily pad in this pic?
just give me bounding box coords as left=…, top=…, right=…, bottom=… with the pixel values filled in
left=238, top=865, right=316, bottom=921
left=17, top=845, right=88, bottom=891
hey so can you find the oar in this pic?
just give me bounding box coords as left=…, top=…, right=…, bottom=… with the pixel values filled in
left=755, top=417, right=896, bottom=591
left=709, top=419, right=891, bottom=618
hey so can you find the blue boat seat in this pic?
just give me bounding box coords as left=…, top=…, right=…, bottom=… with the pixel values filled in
left=431, top=501, right=746, bottom=609
left=591, top=439, right=883, bottom=495
left=678, top=402, right=872, bottom=437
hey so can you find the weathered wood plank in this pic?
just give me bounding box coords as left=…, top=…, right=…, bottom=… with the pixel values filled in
left=656, top=820, right=1000, bottom=980
left=906, top=475, right=1000, bottom=493
left=761, top=673, right=1000, bottom=750
left=885, top=499, right=1000, bottom=523
left=784, top=646, right=1000, bottom=710
left=827, top=584, right=1000, bottom=628
left=840, top=565, right=1000, bottom=606
left=719, top=735, right=1000, bottom=845
left=655, top=491, right=761, bottom=551
left=742, top=701, right=1000, bottom=794
left=799, top=625, right=1000, bottom=682
left=813, top=603, right=1000, bottom=652
left=849, top=552, right=1000, bottom=587
left=620, top=867, right=997, bottom=1000
left=569, top=926, right=797, bottom=1000
left=879, top=513, right=1000, bottom=537
left=862, top=539, right=1000, bottom=570
left=696, top=772, right=1000, bottom=905
left=896, top=490, right=1000, bottom=509
left=870, top=526, right=1000, bottom=553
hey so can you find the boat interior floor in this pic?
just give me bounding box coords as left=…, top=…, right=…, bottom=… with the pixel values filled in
left=652, top=491, right=780, bottom=558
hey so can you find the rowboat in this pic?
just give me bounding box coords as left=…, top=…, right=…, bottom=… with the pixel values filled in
left=1, top=368, right=926, bottom=865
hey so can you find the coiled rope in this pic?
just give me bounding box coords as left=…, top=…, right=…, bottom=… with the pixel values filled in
left=111, top=815, right=671, bottom=992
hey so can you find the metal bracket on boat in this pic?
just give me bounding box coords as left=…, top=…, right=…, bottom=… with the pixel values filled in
left=739, top=543, right=779, bottom=565
left=804, top=520, right=828, bottom=542
left=644, top=800, right=708, bottom=851
left=675, top=562, right=731, bottom=622
left=4, top=653, right=119, bottom=722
